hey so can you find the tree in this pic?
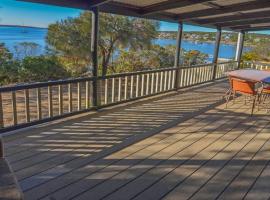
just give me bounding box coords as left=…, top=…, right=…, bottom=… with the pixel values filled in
left=19, top=56, right=70, bottom=82
left=112, top=45, right=209, bottom=74
left=0, top=43, right=12, bottom=64
left=0, top=43, right=20, bottom=85
left=14, top=42, right=41, bottom=59
left=47, top=12, right=159, bottom=76
left=183, top=50, right=209, bottom=66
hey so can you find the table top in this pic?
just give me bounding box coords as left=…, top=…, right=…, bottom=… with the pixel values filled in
left=227, top=69, right=270, bottom=84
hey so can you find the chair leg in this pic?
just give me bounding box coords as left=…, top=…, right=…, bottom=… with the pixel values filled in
left=251, top=96, right=256, bottom=116
left=225, top=90, right=232, bottom=108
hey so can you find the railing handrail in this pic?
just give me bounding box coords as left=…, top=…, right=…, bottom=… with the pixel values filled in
left=243, top=61, right=270, bottom=66
left=0, top=77, right=96, bottom=93
left=0, top=61, right=238, bottom=132
left=0, top=61, right=237, bottom=93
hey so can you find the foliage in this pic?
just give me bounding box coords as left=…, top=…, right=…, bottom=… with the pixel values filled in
left=0, top=43, right=19, bottom=85
left=111, top=45, right=174, bottom=73
left=183, top=50, right=209, bottom=66
left=111, top=45, right=208, bottom=74
left=14, top=42, right=41, bottom=59
left=0, top=61, right=20, bottom=86
left=0, top=43, right=12, bottom=64
left=19, top=56, right=70, bottom=82
left=242, top=41, right=270, bottom=62
left=47, top=11, right=159, bottom=76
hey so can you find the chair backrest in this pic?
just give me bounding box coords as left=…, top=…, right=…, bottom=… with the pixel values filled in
left=229, top=76, right=257, bottom=95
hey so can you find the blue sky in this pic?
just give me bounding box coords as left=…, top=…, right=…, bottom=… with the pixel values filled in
left=0, top=0, right=269, bottom=34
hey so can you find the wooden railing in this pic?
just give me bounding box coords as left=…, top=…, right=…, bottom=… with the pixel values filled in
left=243, top=61, right=270, bottom=70
left=0, top=61, right=237, bottom=132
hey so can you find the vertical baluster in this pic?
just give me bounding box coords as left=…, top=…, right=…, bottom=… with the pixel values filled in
left=196, top=68, right=200, bottom=83
left=190, top=68, right=194, bottom=85
left=187, top=68, right=191, bottom=86
left=203, top=67, right=207, bottom=82
left=164, top=71, right=167, bottom=91
left=104, top=79, right=108, bottom=104
left=58, top=85, right=63, bottom=115
left=160, top=71, right=163, bottom=92
left=155, top=72, right=159, bottom=93
left=136, top=75, right=139, bottom=97
left=202, top=67, right=205, bottom=82
left=77, top=82, right=81, bottom=111
left=210, top=66, right=214, bottom=80
left=199, top=67, right=204, bottom=83
left=146, top=73, right=150, bottom=95
left=195, top=68, right=198, bottom=84
left=187, top=69, right=191, bottom=86
left=192, top=68, right=195, bottom=84
left=0, top=93, right=4, bottom=128
left=141, top=74, right=144, bottom=96
left=183, top=69, right=186, bottom=86
left=124, top=76, right=128, bottom=100
left=168, top=71, right=171, bottom=90
left=68, top=84, right=72, bottom=112
left=151, top=73, right=154, bottom=94
left=11, top=91, right=17, bottom=125
left=85, top=81, right=90, bottom=108
left=172, top=70, right=176, bottom=88
left=118, top=77, right=121, bottom=101
left=48, top=86, right=53, bottom=118
left=24, top=89, right=30, bottom=123
left=130, top=75, right=134, bottom=98
left=112, top=78, right=115, bottom=103
left=37, top=88, right=42, bottom=120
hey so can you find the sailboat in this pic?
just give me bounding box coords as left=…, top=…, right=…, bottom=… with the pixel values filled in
left=21, top=23, right=28, bottom=34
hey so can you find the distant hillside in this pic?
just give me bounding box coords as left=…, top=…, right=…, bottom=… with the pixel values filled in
left=0, top=24, right=47, bottom=29
left=158, top=31, right=270, bottom=46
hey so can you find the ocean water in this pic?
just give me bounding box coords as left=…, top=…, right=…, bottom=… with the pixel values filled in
left=0, top=26, right=248, bottom=61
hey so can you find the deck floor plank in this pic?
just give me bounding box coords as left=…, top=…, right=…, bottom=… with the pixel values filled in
left=2, top=80, right=270, bottom=200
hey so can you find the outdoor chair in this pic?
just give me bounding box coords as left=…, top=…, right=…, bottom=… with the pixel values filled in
left=225, top=76, right=260, bottom=115
left=0, top=137, right=24, bottom=200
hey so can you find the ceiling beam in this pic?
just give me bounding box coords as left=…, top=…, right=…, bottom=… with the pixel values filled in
left=17, top=0, right=178, bottom=22
left=216, top=17, right=270, bottom=28
left=89, top=0, right=111, bottom=7
left=230, top=24, right=270, bottom=32
left=141, top=0, right=213, bottom=15
left=177, top=0, right=270, bottom=20
left=194, top=10, right=270, bottom=24
left=100, top=2, right=178, bottom=22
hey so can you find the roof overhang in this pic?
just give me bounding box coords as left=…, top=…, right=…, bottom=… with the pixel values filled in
left=18, top=0, right=270, bottom=32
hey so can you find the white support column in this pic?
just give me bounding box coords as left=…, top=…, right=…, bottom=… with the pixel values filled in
left=235, top=31, right=245, bottom=68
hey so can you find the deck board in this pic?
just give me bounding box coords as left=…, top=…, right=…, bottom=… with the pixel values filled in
left=3, top=80, right=270, bottom=200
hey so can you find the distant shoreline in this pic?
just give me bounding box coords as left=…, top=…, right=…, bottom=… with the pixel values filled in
left=0, top=25, right=47, bottom=29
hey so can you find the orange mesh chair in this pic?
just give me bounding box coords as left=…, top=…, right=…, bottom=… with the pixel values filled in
left=225, top=76, right=260, bottom=115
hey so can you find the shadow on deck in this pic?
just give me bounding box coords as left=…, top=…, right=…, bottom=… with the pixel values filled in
left=3, top=80, right=270, bottom=200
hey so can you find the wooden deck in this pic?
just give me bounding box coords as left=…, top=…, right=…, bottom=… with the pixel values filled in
left=3, top=80, right=270, bottom=200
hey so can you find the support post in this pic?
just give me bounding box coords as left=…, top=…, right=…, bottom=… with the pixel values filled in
left=235, top=31, right=245, bottom=69
left=174, top=22, right=183, bottom=90
left=212, top=28, right=221, bottom=80
left=91, top=7, right=99, bottom=107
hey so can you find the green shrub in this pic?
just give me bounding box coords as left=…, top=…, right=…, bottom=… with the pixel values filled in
left=19, top=56, right=70, bottom=82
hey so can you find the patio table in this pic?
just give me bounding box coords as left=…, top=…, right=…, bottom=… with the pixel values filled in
left=227, top=69, right=270, bottom=84
left=227, top=69, right=270, bottom=112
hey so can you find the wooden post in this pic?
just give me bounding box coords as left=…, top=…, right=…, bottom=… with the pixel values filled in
left=212, top=28, right=222, bottom=80
left=174, top=22, right=183, bottom=90
left=235, top=31, right=245, bottom=69
left=91, top=7, right=99, bottom=107
left=0, top=93, right=4, bottom=128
